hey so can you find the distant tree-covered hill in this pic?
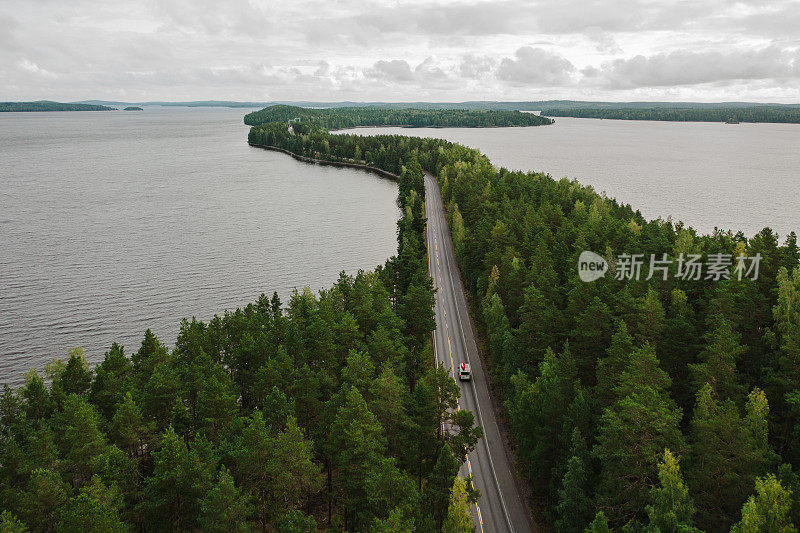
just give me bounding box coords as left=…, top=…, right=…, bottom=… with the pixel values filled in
left=0, top=101, right=115, bottom=112
left=243, top=104, right=552, bottom=128
left=542, top=106, right=800, bottom=124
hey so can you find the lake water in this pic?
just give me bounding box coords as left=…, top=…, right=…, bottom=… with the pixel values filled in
left=340, top=118, right=799, bottom=239
left=0, top=107, right=401, bottom=385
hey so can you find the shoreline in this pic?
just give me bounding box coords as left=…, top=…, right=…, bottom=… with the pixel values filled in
left=248, top=142, right=401, bottom=181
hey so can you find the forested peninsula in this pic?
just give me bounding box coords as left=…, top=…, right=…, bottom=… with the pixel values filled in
left=542, top=106, right=800, bottom=124
left=0, top=101, right=115, bottom=112
left=3, top=105, right=800, bottom=532
left=243, top=104, right=552, bottom=129
left=0, top=110, right=482, bottom=532
left=248, top=108, right=800, bottom=532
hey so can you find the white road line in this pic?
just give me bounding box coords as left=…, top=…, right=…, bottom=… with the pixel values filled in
left=428, top=174, right=515, bottom=533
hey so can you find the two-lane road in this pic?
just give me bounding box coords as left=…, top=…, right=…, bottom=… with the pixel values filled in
left=424, top=172, right=534, bottom=533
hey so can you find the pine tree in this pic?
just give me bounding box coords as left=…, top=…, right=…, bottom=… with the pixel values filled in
left=399, top=277, right=436, bottom=352
left=689, top=317, right=747, bottom=404
left=57, top=348, right=93, bottom=397
left=428, top=443, right=460, bottom=528
left=404, top=382, right=440, bottom=489
left=369, top=365, right=408, bottom=456
left=594, top=344, right=685, bottom=526
left=633, top=287, right=666, bottom=346
left=89, top=342, right=133, bottom=421
left=195, top=361, right=239, bottom=442
left=235, top=411, right=320, bottom=530
left=132, top=328, right=167, bottom=379
left=595, top=320, right=635, bottom=408
left=141, top=357, right=180, bottom=431
left=687, top=383, right=770, bottom=531
left=645, top=449, right=699, bottom=532
left=330, top=387, right=387, bottom=530
left=571, top=296, right=614, bottom=382
left=507, top=343, right=578, bottom=496
left=424, top=363, right=460, bottom=440
left=19, top=468, right=68, bottom=532
left=518, top=283, right=563, bottom=366
left=58, top=475, right=127, bottom=532
left=659, top=288, right=701, bottom=411
left=199, top=467, right=255, bottom=533
left=140, top=426, right=214, bottom=530
left=109, top=392, right=147, bottom=458
left=554, top=455, right=593, bottom=533
left=52, top=394, right=111, bottom=486
left=363, top=456, right=420, bottom=529
left=275, top=510, right=317, bottom=533
left=769, top=267, right=800, bottom=461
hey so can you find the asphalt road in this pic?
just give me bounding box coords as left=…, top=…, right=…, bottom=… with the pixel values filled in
left=424, top=172, right=534, bottom=533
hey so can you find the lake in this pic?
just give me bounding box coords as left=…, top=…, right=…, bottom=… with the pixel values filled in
left=340, top=118, right=799, bottom=239
left=3, top=111, right=798, bottom=385
left=0, top=107, right=401, bottom=384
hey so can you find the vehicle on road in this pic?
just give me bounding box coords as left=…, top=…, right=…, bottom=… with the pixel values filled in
left=459, top=362, right=472, bottom=381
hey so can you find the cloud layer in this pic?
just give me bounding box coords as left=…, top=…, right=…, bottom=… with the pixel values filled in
left=1, top=0, right=799, bottom=101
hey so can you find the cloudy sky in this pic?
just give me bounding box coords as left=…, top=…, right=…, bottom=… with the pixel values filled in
left=2, top=0, right=799, bottom=102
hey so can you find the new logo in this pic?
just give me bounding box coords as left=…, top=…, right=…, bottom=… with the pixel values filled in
left=578, top=251, right=608, bottom=282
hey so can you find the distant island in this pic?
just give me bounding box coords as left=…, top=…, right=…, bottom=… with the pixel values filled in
left=243, top=104, right=553, bottom=128
left=0, top=101, right=115, bottom=112
left=541, top=106, right=800, bottom=124
left=123, top=106, right=143, bottom=111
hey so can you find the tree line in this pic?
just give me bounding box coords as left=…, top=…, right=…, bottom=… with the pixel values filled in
left=249, top=115, right=800, bottom=531
left=243, top=104, right=552, bottom=129
left=541, top=106, right=800, bottom=124
left=0, top=102, right=115, bottom=112
left=0, top=129, right=482, bottom=531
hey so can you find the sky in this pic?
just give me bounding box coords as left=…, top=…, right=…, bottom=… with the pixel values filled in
left=1, top=0, right=799, bottom=103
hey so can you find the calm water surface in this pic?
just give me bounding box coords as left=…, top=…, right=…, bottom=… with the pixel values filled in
left=0, top=107, right=400, bottom=384
left=341, top=118, right=799, bottom=238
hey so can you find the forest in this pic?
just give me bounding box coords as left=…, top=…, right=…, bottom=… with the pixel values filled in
left=5, top=104, right=799, bottom=531
left=248, top=111, right=800, bottom=531
left=0, top=133, right=483, bottom=531
left=0, top=102, right=115, bottom=112
left=541, top=106, right=800, bottom=124
left=243, top=104, right=552, bottom=129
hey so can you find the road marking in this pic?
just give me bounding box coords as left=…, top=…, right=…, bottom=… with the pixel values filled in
left=426, top=173, right=515, bottom=533
left=425, top=174, right=512, bottom=533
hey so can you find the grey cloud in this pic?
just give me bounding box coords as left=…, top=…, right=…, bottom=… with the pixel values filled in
left=329, top=0, right=727, bottom=38
left=584, top=27, right=622, bottom=54
left=365, top=58, right=457, bottom=89
left=355, top=2, right=525, bottom=37
left=589, top=46, right=800, bottom=89
left=1, top=0, right=799, bottom=102
left=367, top=60, right=416, bottom=83
left=459, top=54, right=498, bottom=79
left=0, top=13, right=18, bottom=50
left=497, top=47, right=576, bottom=86
left=153, top=0, right=272, bottom=38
